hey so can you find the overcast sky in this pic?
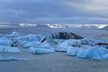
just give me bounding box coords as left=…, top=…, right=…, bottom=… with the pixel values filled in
left=0, top=0, right=108, bottom=24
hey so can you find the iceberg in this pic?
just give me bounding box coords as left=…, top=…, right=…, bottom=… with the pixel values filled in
left=0, top=46, right=20, bottom=53
left=77, top=46, right=108, bottom=59
left=66, top=45, right=108, bottom=59
left=11, top=34, right=46, bottom=47
left=80, top=38, right=99, bottom=46
left=29, top=47, right=55, bottom=54
left=57, top=39, right=81, bottom=52
left=39, top=43, right=51, bottom=48
left=21, top=34, right=46, bottom=42
left=23, top=41, right=51, bottom=48
left=23, top=41, right=41, bottom=48
left=10, top=32, right=20, bottom=37
left=67, top=47, right=82, bottom=56
left=0, top=32, right=108, bottom=60
left=0, top=38, right=12, bottom=46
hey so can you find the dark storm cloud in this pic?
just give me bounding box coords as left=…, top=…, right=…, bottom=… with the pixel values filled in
left=0, top=0, right=108, bottom=24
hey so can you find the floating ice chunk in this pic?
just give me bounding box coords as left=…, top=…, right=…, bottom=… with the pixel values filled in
left=23, top=34, right=46, bottom=42
left=101, top=54, right=108, bottom=59
left=55, top=48, right=67, bottom=52
left=24, top=34, right=39, bottom=41
left=55, top=46, right=71, bottom=52
left=77, top=46, right=108, bottom=59
left=15, top=36, right=25, bottom=41
left=5, top=47, right=20, bottom=53
left=29, top=47, right=55, bottom=54
left=57, top=39, right=81, bottom=52
left=23, top=41, right=51, bottom=48
left=13, top=34, right=46, bottom=47
left=0, top=57, right=26, bottom=61
left=0, top=38, right=12, bottom=46
left=99, top=40, right=108, bottom=43
left=67, top=47, right=82, bottom=56
left=58, top=39, right=80, bottom=48
left=10, top=32, right=20, bottom=37
left=80, top=38, right=99, bottom=45
left=81, top=45, right=93, bottom=49
left=23, top=41, right=41, bottom=48
left=16, top=40, right=27, bottom=47
left=11, top=36, right=28, bottom=47
left=39, top=43, right=51, bottom=48
left=0, top=46, right=20, bottom=53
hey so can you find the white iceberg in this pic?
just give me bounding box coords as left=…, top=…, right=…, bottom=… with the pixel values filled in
left=23, top=41, right=41, bottom=48
left=80, top=38, right=99, bottom=46
left=67, top=47, right=82, bottom=56
left=57, top=39, right=81, bottom=52
left=24, top=34, right=40, bottom=41
left=23, top=41, right=52, bottom=48
left=77, top=46, right=108, bottom=59
left=23, top=34, right=45, bottom=42
left=10, top=32, right=20, bottom=37
left=55, top=47, right=68, bottom=52
left=13, top=34, right=46, bottom=47
left=67, top=45, right=93, bottom=56
left=0, top=46, right=20, bottom=53
left=29, top=47, right=55, bottom=54
left=0, top=38, right=12, bottom=46
left=66, top=45, right=108, bottom=59
left=39, top=43, right=51, bottom=48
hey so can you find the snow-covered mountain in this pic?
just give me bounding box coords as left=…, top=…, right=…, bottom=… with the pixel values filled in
left=46, top=24, right=108, bottom=30
left=1, top=24, right=108, bottom=31
left=47, top=24, right=67, bottom=28
left=36, top=24, right=50, bottom=28
left=101, top=26, right=108, bottom=30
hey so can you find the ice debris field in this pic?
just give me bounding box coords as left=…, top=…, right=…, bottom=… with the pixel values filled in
left=0, top=32, right=108, bottom=60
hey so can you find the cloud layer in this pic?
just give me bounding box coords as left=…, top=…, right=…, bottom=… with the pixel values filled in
left=0, top=0, right=108, bottom=24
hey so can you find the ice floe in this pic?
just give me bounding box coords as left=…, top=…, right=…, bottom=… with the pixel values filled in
left=23, top=41, right=41, bottom=48
left=67, top=46, right=108, bottom=59
left=10, top=32, right=20, bottom=37
left=0, top=38, right=12, bottom=46
left=57, top=39, right=81, bottom=52
left=67, top=47, right=82, bottom=56
left=29, top=47, right=55, bottom=54
left=0, top=46, right=20, bottom=53
left=0, top=57, right=26, bottom=61
left=77, top=46, right=108, bottom=59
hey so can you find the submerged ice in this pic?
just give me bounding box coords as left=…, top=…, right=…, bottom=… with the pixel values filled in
left=0, top=57, right=26, bottom=61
